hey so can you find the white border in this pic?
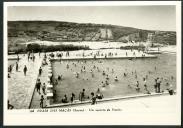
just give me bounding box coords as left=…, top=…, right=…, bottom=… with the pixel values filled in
left=3, top=1, right=181, bottom=126
left=4, top=1, right=181, bottom=6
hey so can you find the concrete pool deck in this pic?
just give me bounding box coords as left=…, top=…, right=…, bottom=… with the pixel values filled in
left=29, top=59, right=50, bottom=109
left=48, top=49, right=157, bottom=60
left=8, top=53, right=43, bottom=109
left=51, top=55, right=157, bottom=61
left=67, top=94, right=180, bottom=125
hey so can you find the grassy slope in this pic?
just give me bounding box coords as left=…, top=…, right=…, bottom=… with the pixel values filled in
left=8, top=21, right=176, bottom=52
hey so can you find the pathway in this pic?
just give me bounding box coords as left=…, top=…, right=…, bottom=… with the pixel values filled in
left=29, top=59, right=49, bottom=109
left=8, top=53, right=43, bottom=109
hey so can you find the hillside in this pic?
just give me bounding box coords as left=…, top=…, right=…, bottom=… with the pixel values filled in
left=8, top=21, right=176, bottom=51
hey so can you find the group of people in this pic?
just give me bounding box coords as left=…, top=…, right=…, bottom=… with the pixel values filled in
left=8, top=51, right=39, bottom=78
left=8, top=54, right=21, bottom=78
left=36, top=67, right=47, bottom=108
left=8, top=62, right=28, bottom=78
left=132, top=73, right=174, bottom=95
left=8, top=52, right=41, bottom=109
left=36, top=54, right=48, bottom=108
left=59, top=88, right=103, bottom=105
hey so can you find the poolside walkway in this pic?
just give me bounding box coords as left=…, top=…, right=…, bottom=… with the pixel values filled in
left=29, top=60, right=50, bottom=109
left=8, top=53, right=43, bottom=109
left=48, top=49, right=157, bottom=60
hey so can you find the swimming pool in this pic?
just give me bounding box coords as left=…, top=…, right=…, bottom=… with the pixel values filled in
left=52, top=53, right=176, bottom=104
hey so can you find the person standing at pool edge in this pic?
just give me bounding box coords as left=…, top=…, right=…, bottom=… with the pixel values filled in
left=157, top=77, right=161, bottom=93
left=154, top=78, right=158, bottom=93
left=81, top=89, right=85, bottom=102
left=135, top=81, right=140, bottom=92
left=42, top=83, right=46, bottom=95
left=16, top=62, right=18, bottom=71
left=23, top=65, right=27, bottom=76
left=39, top=67, right=42, bottom=76
left=70, top=93, right=75, bottom=103
left=9, top=65, right=12, bottom=73
left=40, top=95, right=44, bottom=108
left=143, top=77, right=148, bottom=92
left=36, top=79, right=41, bottom=95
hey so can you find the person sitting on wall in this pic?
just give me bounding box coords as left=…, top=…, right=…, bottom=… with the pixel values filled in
left=167, top=84, right=175, bottom=95
left=96, top=88, right=104, bottom=99
left=8, top=100, right=14, bottom=109
left=62, top=94, right=68, bottom=103
left=90, top=92, right=97, bottom=105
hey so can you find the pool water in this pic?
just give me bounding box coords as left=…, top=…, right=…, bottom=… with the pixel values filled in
left=52, top=53, right=176, bottom=104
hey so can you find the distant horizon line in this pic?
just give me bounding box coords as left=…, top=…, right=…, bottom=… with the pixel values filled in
left=7, top=20, right=176, bottom=32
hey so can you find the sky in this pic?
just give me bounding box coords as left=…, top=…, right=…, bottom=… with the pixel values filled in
left=7, top=6, right=176, bottom=31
